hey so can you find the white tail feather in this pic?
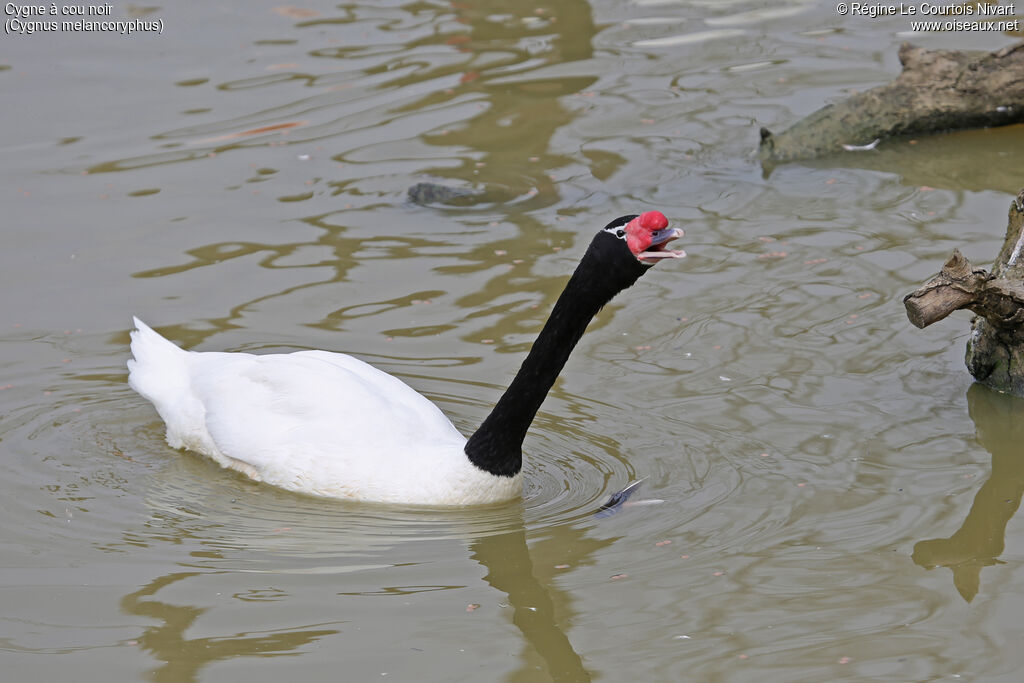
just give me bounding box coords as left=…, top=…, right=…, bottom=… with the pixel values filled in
left=127, top=317, right=190, bottom=408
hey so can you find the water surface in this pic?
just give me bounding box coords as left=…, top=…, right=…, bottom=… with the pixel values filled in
left=3, top=1, right=1024, bottom=681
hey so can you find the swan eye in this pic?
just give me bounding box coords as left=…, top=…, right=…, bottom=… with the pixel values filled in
left=616, top=229, right=625, bottom=238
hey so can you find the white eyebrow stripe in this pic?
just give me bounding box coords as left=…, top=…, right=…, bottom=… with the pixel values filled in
left=603, top=224, right=629, bottom=239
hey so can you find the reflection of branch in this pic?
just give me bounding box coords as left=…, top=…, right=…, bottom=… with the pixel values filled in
left=912, top=384, right=1024, bottom=602
left=470, top=530, right=591, bottom=683
left=121, top=571, right=339, bottom=683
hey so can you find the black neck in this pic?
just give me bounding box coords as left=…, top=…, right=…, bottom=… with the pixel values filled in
left=465, top=233, right=649, bottom=477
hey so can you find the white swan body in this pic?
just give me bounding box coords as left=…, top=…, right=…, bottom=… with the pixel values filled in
left=127, top=211, right=683, bottom=506
left=128, top=318, right=521, bottom=504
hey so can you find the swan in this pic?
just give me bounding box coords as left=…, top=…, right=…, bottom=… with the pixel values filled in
left=128, top=211, right=684, bottom=505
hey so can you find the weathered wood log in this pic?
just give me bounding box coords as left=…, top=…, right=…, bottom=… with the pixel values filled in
left=760, top=42, right=1024, bottom=162
left=905, top=189, right=1024, bottom=395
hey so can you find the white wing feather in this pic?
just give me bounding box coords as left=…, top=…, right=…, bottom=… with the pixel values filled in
left=128, top=318, right=520, bottom=504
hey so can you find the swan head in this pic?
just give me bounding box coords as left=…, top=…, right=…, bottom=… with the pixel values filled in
left=602, top=211, right=686, bottom=265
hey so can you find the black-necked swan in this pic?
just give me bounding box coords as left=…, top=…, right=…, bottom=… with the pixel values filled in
left=128, top=211, right=684, bottom=505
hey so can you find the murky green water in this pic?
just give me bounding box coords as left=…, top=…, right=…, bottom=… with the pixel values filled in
left=4, top=1, right=1024, bottom=681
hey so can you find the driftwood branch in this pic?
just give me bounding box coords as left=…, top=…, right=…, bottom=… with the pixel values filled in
left=906, top=189, right=1024, bottom=395
left=903, top=250, right=992, bottom=328
left=760, top=42, right=1024, bottom=161
left=904, top=250, right=1024, bottom=330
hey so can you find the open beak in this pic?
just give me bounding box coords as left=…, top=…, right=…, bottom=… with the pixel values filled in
left=638, top=227, right=686, bottom=263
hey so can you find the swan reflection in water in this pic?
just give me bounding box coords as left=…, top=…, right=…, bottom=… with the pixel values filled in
left=119, top=505, right=613, bottom=682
